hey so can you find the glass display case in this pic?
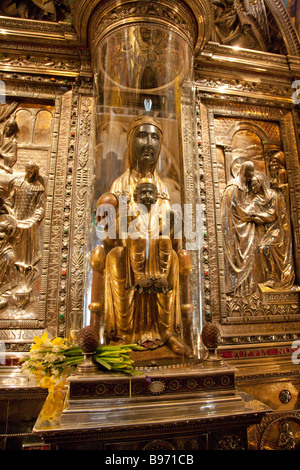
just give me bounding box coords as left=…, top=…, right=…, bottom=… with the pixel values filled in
left=84, top=23, right=205, bottom=367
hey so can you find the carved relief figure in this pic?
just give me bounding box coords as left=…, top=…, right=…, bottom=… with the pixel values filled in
left=221, top=161, right=257, bottom=296
left=222, top=161, right=295, bottom=297
left=211, top=0, right=267, bottom=50
left=247, top=173, right=294, bottom=289
left=269, top=151, right=288, bottom=187
left=0, top=215, right=17, bottom=309
left=4, top=162, right=45, bottom=297
left=0, top=118, right=18, bottom=174
left=278, top=422, right=295, bottom=450
left=0, top=0, right=70, bottom=21
left=92, top=116, right=193, bottom=359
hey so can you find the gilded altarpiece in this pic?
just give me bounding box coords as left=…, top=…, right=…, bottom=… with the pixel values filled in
left=0, top=63, right=93, bottom=356
left=197, top=95, right=300, bottom=358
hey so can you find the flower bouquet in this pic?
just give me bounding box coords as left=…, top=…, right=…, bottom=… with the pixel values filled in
left=20, top=329, right=142, bottom=423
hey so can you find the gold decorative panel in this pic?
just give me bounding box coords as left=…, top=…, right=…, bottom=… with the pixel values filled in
left=197, top=94, right=300, bottom=350
left=0, top=67, right=93, bottom=357
left=0, top=102, right=53, bottom=334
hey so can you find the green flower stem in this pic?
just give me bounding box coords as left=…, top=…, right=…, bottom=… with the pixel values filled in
left=97, top=351, right=129, bottom=357
left=94, top=357, right=112, bottom=369
left=21, top=341, right=143, bottom=382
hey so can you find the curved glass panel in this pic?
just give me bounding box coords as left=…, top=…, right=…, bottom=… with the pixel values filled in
left=85, top=24, right=202, bottom=367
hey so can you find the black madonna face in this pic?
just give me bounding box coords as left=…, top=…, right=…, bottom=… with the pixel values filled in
left=130, top=124, right=161, bottom=173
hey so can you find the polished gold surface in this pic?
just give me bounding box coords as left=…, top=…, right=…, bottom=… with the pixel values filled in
left=240, top=379, right=300, bottom=412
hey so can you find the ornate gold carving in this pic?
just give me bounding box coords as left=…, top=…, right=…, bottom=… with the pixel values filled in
left=95, top=26, right=192, bottom=94
left=194, top=76, right=293, bottom=102
left=257, top=413, right=300, bottom=450
left=0, top=15, right=77, bottom=44
left=264, top=0, right=300, bottom=56
left=279, top=389, right=292, bottom=405
left=0, top=215, right=17, bottom=306
left=72, top=0, right=214, bottom=54
left=5, top=162, right=46, bottom=308
left=0, top=112, right=18, bottom=174
left=198, top=101, right=221, bottom=322
left=143, top=439, right=175, bottom=450
left=215, top=434, right=245, bottom=450
left=0, top=0, right=70, bottom=22
left=39, top=92, right=72, bottom=340
left=211, top=0, right=268, bottom=51
left=90, top=1, right=196, bottom=49
left=221, top=162, right=295, bottom=297
left=0, top=101, right=54, bottom=349
left=180, top=86, right=201, bottom=330
left=0, top=53, right=81, bottom=77
left=69, top=95, right=93, bottom=335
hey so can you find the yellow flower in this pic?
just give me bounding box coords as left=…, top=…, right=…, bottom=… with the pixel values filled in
left=40, top=389, right=66, bottom=423
left=31, top=332, right=51, bottom=351
left=51, top=336, right=68, bottom=349
left=40, top=375, right=56, bottom=391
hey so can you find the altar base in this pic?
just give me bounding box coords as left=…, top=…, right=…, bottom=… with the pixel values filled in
left=33, top=361, right=271, bottom=450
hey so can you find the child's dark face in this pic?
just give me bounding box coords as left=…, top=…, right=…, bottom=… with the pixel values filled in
left=137, top=183, right=156, bottom=208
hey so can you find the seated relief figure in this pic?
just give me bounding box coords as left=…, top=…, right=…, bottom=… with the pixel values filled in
left=90, top=116, right=194, bottom=360
left=221, top=161, right=295, bottom=297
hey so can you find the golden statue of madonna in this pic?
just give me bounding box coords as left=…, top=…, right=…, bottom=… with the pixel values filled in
left=90, top=116, right=194, bottom=363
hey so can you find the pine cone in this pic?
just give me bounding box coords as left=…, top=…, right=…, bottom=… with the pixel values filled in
left=78, top=326, right=99, bottom=353
left=202, top=322, right=221, bottom=349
